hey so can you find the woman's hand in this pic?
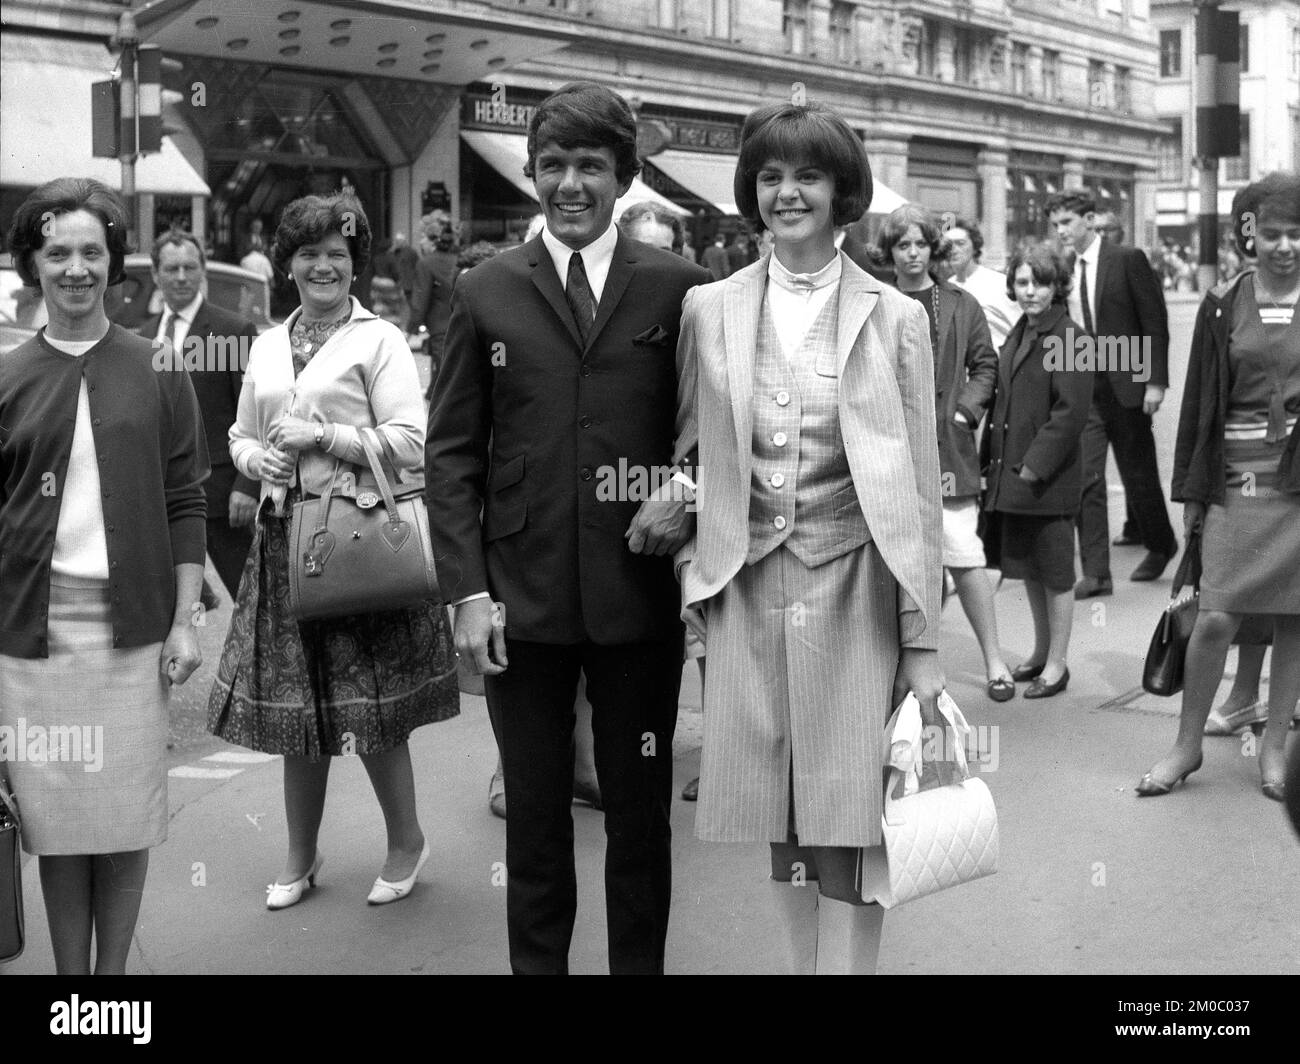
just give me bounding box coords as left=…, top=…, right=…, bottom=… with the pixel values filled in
left=252, top=447, right=295, bottom=485
left=1183, top=500, right=1205, bottom=539
left=268, top=415, right=321, bottom=452
left=159, top=622, right=201, bottom=686
left=893, top=647, right=945, bottom=729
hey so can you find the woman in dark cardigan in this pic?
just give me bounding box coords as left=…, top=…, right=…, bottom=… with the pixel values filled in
left=1137, top=173, right=1300, bottom=801
left=982, top=243, right=1093, bottom=698
left=0, top=178, right=208, bottom=973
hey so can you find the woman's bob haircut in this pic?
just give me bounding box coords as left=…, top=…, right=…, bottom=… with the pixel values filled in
left=1005, top=242, right=1073, bottom=305
left=733, top=102, right=873, bottom=233
left=1230, top=171, right=1300, bottom=257
left=8, top=177, right=130, bottom=287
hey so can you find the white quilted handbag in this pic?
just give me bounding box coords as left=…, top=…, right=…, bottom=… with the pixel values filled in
left=859, top=691, right=998, bottom=909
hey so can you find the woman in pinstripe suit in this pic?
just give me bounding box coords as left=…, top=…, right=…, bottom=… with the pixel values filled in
left=673, top=103, right=945, bottom=974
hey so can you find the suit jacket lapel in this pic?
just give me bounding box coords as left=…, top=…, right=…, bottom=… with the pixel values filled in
left=725, top=262, right=764, bottom=480
left=835, top=253, right=880, bottom=377
left=1092, top=240, right=1111, bottom=329
left=585, top=233, right=636, bottom=352
left=527, top=235, right=584, bottom=351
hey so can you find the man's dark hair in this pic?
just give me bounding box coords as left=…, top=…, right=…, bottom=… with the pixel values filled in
left=524, top=82, right=641, bottom=186
left=733, top=101, right=873, bottom=233
left=271, top=192, right=372, bottom=277
left=1230, top=171, right=1300, bottom=257
left=8, top=176, right=130, bottom=287
left=1044, top=191, right=1097, bottom=219
left=151, top=227, right=206, bottom=269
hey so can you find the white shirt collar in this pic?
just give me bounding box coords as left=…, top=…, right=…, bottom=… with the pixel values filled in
left=768, top=250, right=841, bottom=295
left=1077, top=235, right=1100, bottom=266
left=541, top=222, right=619, bottom=303
left=164, top=292, right=204, bottom=324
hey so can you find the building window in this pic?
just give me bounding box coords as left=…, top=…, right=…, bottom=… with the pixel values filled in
left=1239, top=22, right=1249, bottom=73
left=1042, top=49, right=1060, bottom=100
left=783, top=0, right=808, bottom=54
left=1088, top=60, right=1106, bottom=108
left=1292, top=25, right=1299, bottom=76
left=1160, top=29, right=1181, bottom=77
left=1114, top=67, right=1131, bottom=113
left=1011, top=42, right=1027, bottom=95
left=1225, top=113, right=1250, bottom=181
left=830, top=2, right=855, bottom=63
left=708, top=0, right=731, bottom=39
left=1157, top=117, right=1183, bottom=181
left=657, top=0, right=677, bottom=30
left=954, top=27, right=975, bottom=83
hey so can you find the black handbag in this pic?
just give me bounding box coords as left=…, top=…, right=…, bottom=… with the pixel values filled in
left=288, top=428, right=439, bottom=621
left=1142, top=530, right=1201, bottom=697
left=0, top=777, right=23, bottom=963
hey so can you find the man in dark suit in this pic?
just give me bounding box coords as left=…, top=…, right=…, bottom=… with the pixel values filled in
left=702, top=234, right=731, bottom=280
left=427, top=83, right=708, bottom=974
left=408, top=210, right=460, bottom=397
left=1047, top=192, right=1177, bottom=598
left=140, top=230, right=259, bottom=599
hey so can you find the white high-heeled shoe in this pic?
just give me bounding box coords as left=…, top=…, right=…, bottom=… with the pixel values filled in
left=366, top=840, right=430, bottom=905
left=266, top=853, right=324, bottom=911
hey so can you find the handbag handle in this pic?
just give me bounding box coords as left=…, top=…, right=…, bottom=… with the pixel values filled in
left=310, top=427, right=404, bottom=536
left=1169, top=528, right=1201, bottom=599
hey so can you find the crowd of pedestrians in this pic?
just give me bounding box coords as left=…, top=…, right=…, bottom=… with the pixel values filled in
left=2, top=81, right=1297, bottom=976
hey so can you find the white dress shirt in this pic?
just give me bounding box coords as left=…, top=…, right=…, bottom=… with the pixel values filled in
left=541, top=222, right=619, bottom=303
left=45, top=333, right=110, bottom=579
left=155, top=292, right=204, bottom=350
left=1068, top=236, right=1099, bottom=334
left=766, top=252, right=842, bottom=361
left=952, top=263, right=1022, bottom=350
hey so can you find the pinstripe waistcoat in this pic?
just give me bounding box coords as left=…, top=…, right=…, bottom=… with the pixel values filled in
left=747, top=290, right=871, bottom=567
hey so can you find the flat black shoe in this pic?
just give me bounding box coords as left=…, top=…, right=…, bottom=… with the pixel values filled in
left=1130, top=551, right=1171, bottom=582
left=1011, top=662, right=1045, bottom=682
left=986, top=676, right=1016, bottom=702
left=681, top=777, right=699, bottom=802
left=1262, top=778, right=1286, bottom=802
left=1024, top=667, right=1069, bottom=699
left=1074, top=576, right=1114, bottom=600
left=1135, top=754, right=1203, bottom=796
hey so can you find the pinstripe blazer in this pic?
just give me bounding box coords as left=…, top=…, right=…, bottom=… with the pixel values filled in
left=674, top=252, right=944, bottom=650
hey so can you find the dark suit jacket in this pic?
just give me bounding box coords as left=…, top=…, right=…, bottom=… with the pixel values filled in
left=408, top=249, right=460, bottom=347
left=982, top=304, right=1095, bottom=516
left=932, top=282, right=998, bottom=497
left=139, top=297, right=259, bottom=513
left=702, top=244, right=731, bottom=281
left=1092, top=239, right=1170, bottom=407
left=426, top=232, right=709, bottom=644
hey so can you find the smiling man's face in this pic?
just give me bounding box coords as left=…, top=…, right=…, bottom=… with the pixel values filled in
left=532, top=141, right=631, bottom=251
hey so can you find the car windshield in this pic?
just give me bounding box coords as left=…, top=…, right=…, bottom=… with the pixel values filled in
left=207, top=271, right=271, bottom=327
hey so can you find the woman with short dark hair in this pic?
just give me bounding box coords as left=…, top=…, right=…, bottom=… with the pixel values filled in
left=981, top=244, right=1093, bottom=698
left=876, top=204, right=1011, bottom=701
left=1137, top=171, right=1300, bottom=801
left=0, top=177, right=208, bottom=973
left=208, top=192, right=458, bottom=907
left=677, top=101, right=944, bottom=973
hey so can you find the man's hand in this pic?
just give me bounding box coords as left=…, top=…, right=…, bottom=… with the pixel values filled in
left=1183, top=500, right=1206, bottom=539
left=1142, top=384, right=1166, bottom=416
left=160, top=622, right=202, bottom=686
left=454, top=597, right=507, bottom=676
left=626, top=497, right=694, bottom=556
left=892, top=647, right=945, bottom=729
left=228, top=490, right=258, bottom=528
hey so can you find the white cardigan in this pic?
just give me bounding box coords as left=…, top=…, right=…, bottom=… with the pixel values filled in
left=229, top=298, right=425, bottom=503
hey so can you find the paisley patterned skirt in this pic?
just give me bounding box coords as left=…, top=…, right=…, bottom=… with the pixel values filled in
left=207, top=500, right=459, bottom=758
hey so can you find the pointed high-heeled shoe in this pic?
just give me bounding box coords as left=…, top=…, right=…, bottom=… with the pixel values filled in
left=1135, top=755, right=1203, bottom=797
left=266, top=853, right=323, bottom=910
left=367, top=840, right=430, bottom=905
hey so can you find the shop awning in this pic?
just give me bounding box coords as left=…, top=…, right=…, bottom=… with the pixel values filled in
left=645, top=150, right=740, bottom=216
left=0, top=36, right=209, bottom=196
left=645, top=148, right=907, bottom=216
left=460, top=130, right=689, bottom=218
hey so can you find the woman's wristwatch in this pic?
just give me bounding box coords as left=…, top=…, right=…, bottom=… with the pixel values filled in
left=314, top=422, right=327, bottom=449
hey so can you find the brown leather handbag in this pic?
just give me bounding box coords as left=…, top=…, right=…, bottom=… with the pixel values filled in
left=288, top=428, right=439, bottom=621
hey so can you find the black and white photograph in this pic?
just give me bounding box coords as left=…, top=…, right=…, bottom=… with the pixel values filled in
left=1, top=0, right=1298, bottom=1014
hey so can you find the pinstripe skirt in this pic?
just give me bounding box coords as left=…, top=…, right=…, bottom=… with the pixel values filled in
left=0, top=575, right=168, bottom=855
left=695, top=542, right=898, bottom=847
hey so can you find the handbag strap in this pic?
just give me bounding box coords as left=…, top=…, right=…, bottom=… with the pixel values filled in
left=1169, top=528, right=1201, bottom=598
left=309, top=427, right=403, bottom=535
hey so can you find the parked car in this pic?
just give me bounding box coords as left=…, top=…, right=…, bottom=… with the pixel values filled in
left=0, top=253, right=275, bottom=356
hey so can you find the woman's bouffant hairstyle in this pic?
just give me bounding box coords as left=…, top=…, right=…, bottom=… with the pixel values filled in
left=271, top=192, right=372, bottom=277
left=1005, top=242, right=1073, bottom=305
left=8, top=177, right=130, bottom=287
left=733, top=102, right=873, bottom=233
left=872, top=204, right=950, bottom=275
left=524, top=82, right=641, bottom=186
left=1230, top=171, right=1300, bottom=257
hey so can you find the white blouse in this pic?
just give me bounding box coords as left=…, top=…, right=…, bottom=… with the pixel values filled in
left=766, top=252, right=842, bottom=361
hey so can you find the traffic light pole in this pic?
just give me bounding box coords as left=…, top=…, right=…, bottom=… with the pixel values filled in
left=115, top=11, right=140, bottom=245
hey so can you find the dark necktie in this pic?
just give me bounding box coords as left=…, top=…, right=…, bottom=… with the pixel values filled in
left=1078, top=259, right=1095, bottom=335
left=164, top=311, right=183, bottom=351
left=566, top=252, right=596, bottom=345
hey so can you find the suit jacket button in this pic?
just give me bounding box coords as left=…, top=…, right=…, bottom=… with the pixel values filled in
left=579, top=416, right=592, bottom=428
left=581, top=365, right=592, bottom=377
left=581, top=467, right=594, bottom=481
